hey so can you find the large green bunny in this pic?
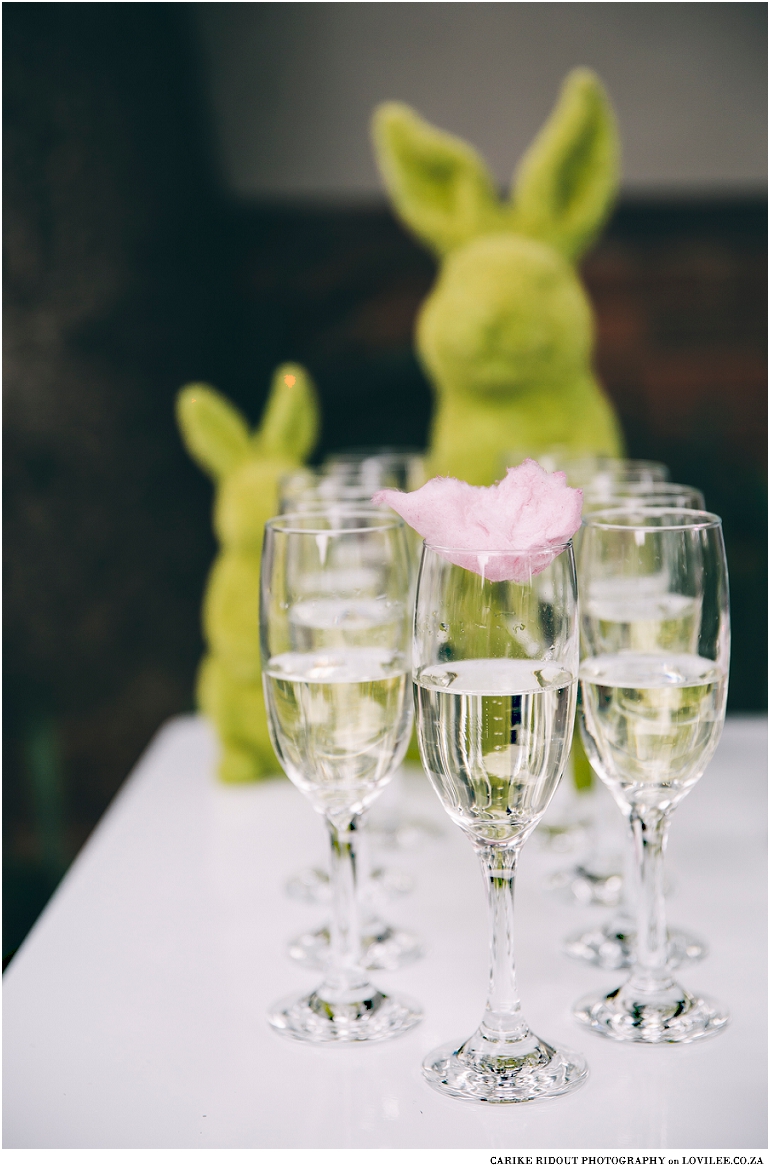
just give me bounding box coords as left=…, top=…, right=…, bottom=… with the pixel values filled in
left=176, top=365, right=319, bottom=781
left=372, top=69, right=624, bottom=486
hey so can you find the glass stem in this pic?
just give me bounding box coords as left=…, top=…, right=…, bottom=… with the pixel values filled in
left=629, top=806, right=673, bottom=990
left=606, top=821, right=637, bottom=935
left=322, top=814, right=373, bottom=1002
left=476, top=844, right=530, bottom=1043
left=350, top=812, right=379, bottom=927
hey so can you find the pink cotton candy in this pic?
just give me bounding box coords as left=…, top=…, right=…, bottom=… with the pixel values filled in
left=372, top=460, right=582, bottom=582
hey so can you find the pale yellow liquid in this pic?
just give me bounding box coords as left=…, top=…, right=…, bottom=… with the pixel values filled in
left=415, top=659, right=576, bottom=846
left=264, top=649, right=411, bottom=819
left=580, top=652, right=727, bottom=808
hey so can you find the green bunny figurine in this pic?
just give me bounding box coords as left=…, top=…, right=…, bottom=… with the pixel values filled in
left=372, top=68, right=624, bottom=486
left=177, top=364, right=319, bottom=781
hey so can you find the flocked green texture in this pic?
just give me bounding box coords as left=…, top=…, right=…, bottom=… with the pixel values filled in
left=176, top=365, right=319, bottom=781
left=372, top=68, right=625, bottom=486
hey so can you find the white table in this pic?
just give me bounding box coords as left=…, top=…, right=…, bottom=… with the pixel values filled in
left=4, top=716, right=767, bottom=1149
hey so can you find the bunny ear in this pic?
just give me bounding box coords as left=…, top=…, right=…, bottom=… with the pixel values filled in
left=372, top=102, right=504, bottom=256
left=255, top=363, right=320, bottom=462
left=509, top=69, right=619, bottom=261
left=176, top=384, right=251, bottom=481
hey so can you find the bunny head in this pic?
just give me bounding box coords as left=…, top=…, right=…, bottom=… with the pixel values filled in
left=418, top=233, right=593, bottom=399
left=372, top=70, right=624, bottom=482
left=177, top=364, right=319, bottom=551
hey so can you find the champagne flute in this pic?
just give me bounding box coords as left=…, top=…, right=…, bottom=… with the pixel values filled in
left=261, top=510, right=422, bottom=1041
left=279, top=472, right=404, bottom=903
left=563, top=486, right=708, bottom=969
left=276, top=474, right=424, bottom=970
left=531, top=457, right=672, bottom=854
left=280, top=459, right=433, bottom=967
left=414, top=539, right=588, bottom=1101
left=574, top=507, right=730, bottom=1042
left=550, top=484, right=707, bottom=913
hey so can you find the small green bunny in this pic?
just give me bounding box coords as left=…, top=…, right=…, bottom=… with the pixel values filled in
left=176, top=365, right=319, bottom=781
left=372, top=68, right=624, bottom=486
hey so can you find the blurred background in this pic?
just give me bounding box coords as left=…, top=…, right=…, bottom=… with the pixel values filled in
left=4, top=2, right=766, bottom=963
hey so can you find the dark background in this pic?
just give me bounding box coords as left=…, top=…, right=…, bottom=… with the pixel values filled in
left=4, top=3, right=767, bottom=962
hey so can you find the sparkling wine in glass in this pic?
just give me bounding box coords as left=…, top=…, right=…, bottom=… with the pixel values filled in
left=562, top=483, right=709, bottom=968
left=261, top=510, right=422, bottom=1041
left=414, top=540, right=588, bottom=1101
left=533, top=457, right=672, bottom=861
left=574, top=507, right=730, bottom=1042
left=276, top=471, right=424, bottom=969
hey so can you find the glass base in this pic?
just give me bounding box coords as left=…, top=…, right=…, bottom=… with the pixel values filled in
left=422, top=1030, right=588, bottom=1103
left=536, top=793, right=593, bottom=855
left=367, top=813, right=444, bottom=852
left=268, top=986, right=422, bottom=1043
left=564, top=922, right=707, bottom=971
left=574, top=982, right=729, bottom=1044
left=546, top=859, right=624, bottom=907
left=289, top=921, right=423, bottom=971
left=285, top=865, right=413, bottom=905
left=536, top=818, right=590, bottom=855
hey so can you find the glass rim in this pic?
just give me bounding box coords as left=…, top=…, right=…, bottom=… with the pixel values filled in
left=503, top=453, right=669, bottom=476
left=582, top=492, right=705, bottom=515
left=324, top=445, right=426, bottom=459
left=278, top=466, right=324, bottom=482
left=582, top=481, right=702, bottom=498
left=279, top=477, right=371, bottom=492
left=284, top=488, right=381, bottom=500
left=581, top=507, right=722, bottom=533
left=424, top=538, right=573, bottom=557
left=279, top=475, right=386, bottom=499
left=265, top=509, right=403, bottom=536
